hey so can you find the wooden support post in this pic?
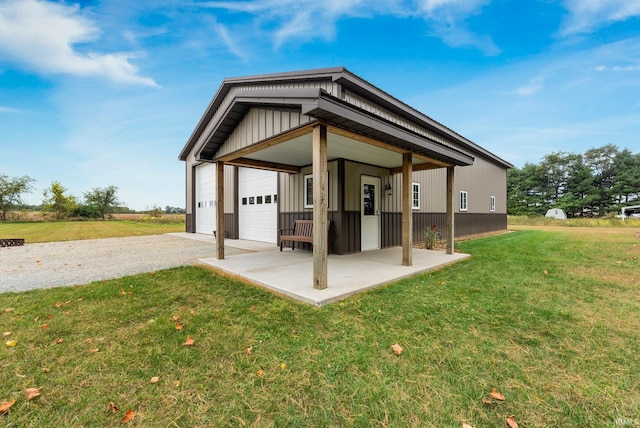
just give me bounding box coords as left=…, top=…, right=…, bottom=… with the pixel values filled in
left=446, top=166, right=455, bottom=255
left=216, top=161, right=225, bottom=259
left=402, top=152, right=413, bottom=266
left=312, top=124, right=328, bottom=290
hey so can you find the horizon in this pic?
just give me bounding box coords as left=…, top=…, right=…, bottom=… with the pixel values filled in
left=1, top=0, right=639, bottom=210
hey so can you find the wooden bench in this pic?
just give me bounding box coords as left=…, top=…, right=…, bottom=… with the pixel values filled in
left=0, top=239, right=25, bottom=248
left=279, top=220, right=329, bottom=252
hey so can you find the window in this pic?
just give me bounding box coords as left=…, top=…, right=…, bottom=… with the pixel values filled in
left=303, top=174, right=329, bottom=209
left=265, top=195, right=272, bottom=204
left=412, top=182, right=420, bottom=210
left=459, top=191, right=468, bottom=212
left=242, top=197, right=247, bottom=205
left=257, top=196, right=263, bottom=204
left=249, top=197, right=255, bottom=205
left=490, top=195, right=496, bottom=212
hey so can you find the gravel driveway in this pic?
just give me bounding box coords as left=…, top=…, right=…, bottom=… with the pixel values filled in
left=0, top=233, right=244, bottom=293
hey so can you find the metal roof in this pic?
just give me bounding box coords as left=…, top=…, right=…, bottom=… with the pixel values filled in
left=179, top=67, right=512, bottom=169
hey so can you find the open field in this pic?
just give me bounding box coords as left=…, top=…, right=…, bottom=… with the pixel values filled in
left=0, top=219, right=184, bottom=243
left=1, top=226, right=638, bottom=426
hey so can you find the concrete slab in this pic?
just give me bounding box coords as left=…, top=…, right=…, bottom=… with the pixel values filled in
left=199, top=246, right=470, bottom=306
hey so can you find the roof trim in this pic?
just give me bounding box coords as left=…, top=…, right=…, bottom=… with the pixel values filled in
left=180, top=66, right=511, bottom=168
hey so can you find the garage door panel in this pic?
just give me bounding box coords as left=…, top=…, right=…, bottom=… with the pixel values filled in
left=195, top=164, right=216, bottom=235
left=239, top=168, right=277, bottom=244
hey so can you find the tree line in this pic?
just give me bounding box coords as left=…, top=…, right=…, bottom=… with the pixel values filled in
left=0, top=174, right=122, bottom=221
left=508, top=144, right=640, bottom=217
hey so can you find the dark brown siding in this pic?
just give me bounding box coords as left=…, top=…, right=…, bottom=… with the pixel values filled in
left=278, top=211, right=359, bottom=254
left=383, top=212, right=507, bottom=246
left=454, top=213, right=507, bottom=236
left=224, top=213, right=238, bottom=239
left=185, top=214, right=194, bottom=233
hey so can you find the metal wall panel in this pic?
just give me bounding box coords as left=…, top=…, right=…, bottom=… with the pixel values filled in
left=217, top=108, right=312, bottom=158
left=278, top=161, right=339, bottom=213
left=343, top=90, right=472, bottom=156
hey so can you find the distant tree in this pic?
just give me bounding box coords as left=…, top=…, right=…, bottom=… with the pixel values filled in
left=610, top=149, right=640, bottom=206
left=71, top=204, right=102, bottom=219
left=583, top=144, right=619, bottom=214
left=165, top=206, right=185, bottom=214
left=42, top=181, right=78, bottom=219
left=83, top=186, right=120, bottom=219
left=0, top=174, right=36, bottom=221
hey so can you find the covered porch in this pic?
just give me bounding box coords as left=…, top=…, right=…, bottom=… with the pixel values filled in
left=198, top=238, right=469, bottom=306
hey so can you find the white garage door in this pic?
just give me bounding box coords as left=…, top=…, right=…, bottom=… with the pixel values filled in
left=195, top=163, right=216, bottom=235
left=239, top=168, right=277, bottom=243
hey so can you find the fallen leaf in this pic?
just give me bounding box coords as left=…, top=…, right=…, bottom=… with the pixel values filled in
left=34, top=316, right=40, bottom=321
left=122, top=409, right=136, bottom=423
left=190, top=310, right=196, bottom=315
left=25, top=387, right=43, bottom=401
left=5, top=340, right=17, bottom=347
left=175, top=323, right=184, bottom=331
left=392, top=343, right=403, bottom=355
left=108, top=401, right=118, bottom=413
left=64, top=300, right=70, bottom=305
left=280, top=363, right=287, bottom=370
left=56, top=338, right=64, bottom=345
left=40, top=324, right=49, bottom=329
left=2, top=332, right=10, bottom=337
left=489, top=388, right=506, bottom=401
left=482, top=398, right=494, bottom=405
left=506, top=415, right=519, bottom=428
left=77, top=298, right=83, bottom=301
left=249, top=305, right=256, bottom=312
left=55, top=302, right=62, bottom=308
left=183, top=336, right=195, bottom=346
left=462, top=423, right=474, bottom=428
left=172, top=315, right=180, bottom=322
left=90, top=348, right=99, bottom=353
left=5, top=308, right=14, bottom=312
left=0, top=400, right=15, bottom=415
left=174, top=380, right=180, bottom=387
left=42, top=368, right=50, bottom=373
left=150, top=376, right=160, bottom=384
left=257, top=369, right=264, bottom=377
left=246, top=346, right=253, bottom=355
left=543, top=270, right=548, bottom=275
left=45, top=315, right=53, bottom=319
left=64, top=311, right=71, bottom=316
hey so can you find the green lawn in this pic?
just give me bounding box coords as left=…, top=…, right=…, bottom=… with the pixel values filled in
left=0, top=220, right=184, bottom=243
left=1, top=228, right=638, bottom=426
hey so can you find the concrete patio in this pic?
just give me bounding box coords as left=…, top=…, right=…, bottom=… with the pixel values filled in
left=195, top=237, right=470, bottom=306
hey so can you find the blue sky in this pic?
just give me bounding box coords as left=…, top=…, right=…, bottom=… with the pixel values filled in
left=1, top=0, right=639, bottom=210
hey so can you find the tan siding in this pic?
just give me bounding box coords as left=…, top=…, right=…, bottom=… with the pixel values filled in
left=344, top=161, right=392, bottom=212
left=224, top=165, right=235, bottom=214
left=279, top=161, right=339, bottom=213
left=455, top=158, right=507, bottom=214
left=217, top=108, right=311, bottom=158
left=343, top=90, right=472, bottom=157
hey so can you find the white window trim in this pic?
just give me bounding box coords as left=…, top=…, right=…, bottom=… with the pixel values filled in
left=460, top=190, right=468, bottom=212
left=490, top=195, right=496, bottom=212
left=412, top=182, right=420, bottom=210
left=304, top=173, right=329, bottom=209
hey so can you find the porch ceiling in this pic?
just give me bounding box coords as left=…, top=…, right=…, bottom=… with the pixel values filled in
left=240, top=130, right=432, bottom=170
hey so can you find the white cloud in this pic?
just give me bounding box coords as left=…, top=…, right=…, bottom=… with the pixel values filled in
left=200, top=0, right=499, bottom=54
left=0, top=0, right=158, bottom=86
left=0, top=105, right=23, bottom=113
left=515, top=77, right=544, bottom=96
left=561, top=0, right=640, bottom=35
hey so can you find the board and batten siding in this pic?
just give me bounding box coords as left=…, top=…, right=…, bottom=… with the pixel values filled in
left=216, top=108, right=313, bottom=159
left=193, top=81, right=339, bottom=156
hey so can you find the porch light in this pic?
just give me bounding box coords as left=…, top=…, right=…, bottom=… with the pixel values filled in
left=385, top=182, right=392, bottom=196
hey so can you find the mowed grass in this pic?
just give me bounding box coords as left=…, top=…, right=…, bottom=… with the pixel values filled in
left=0, top=219, right=184, bottom=243
left=1, top=228, right=639, bottom=426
